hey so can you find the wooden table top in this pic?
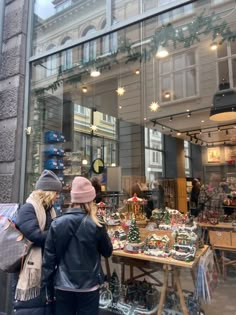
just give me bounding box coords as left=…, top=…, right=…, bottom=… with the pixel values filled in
left=112, top=245, right=209, bottom=269
left=198, top=222, right=235, bottom=229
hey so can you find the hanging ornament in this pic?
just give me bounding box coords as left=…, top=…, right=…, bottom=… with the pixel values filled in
left=90, top=124, right=97, bottom=131
left=116, top=86, right=126, bottom=96
left=149, top=101, right=160, bottom=112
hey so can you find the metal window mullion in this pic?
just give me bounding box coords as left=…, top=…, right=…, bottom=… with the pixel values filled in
left=0, top=0, right=5, bottom=65
left=228, top=43, right=234, bottom=88
left=20, top=0, right=34, bottom=202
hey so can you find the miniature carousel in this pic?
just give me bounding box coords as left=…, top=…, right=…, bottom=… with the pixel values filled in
left=122, top=193, right=147, bottom=228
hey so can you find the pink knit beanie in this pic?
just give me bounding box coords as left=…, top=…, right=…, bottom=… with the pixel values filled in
left=71, top=176, right=96, bottom=203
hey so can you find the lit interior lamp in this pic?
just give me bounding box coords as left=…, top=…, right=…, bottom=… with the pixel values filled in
left=176, top=132, right=181, bottom=136
left=82, top=86, right=88, bottom=93
left=111, top=163, right=116, bottom=167
left=90, top=69, right=101, bottom=77
left=156, top=45, right=169, bottom=58
left=210, top=89, right=236, bottom=121
left=135, top=69, right=140, bottom=75
left=164, top=91, right=170, bottom=99
left=210, top=42, right=218, bottom=50
left=116, top=86, right=126, bottom=96
left=82, top=159, right=88, bottom=165
left=90, top=124, right=97, bottom=131
left=149, top=101, right=160, bottom=112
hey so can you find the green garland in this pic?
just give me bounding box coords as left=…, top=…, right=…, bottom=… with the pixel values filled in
left=35, top=10, right=236, bottom=95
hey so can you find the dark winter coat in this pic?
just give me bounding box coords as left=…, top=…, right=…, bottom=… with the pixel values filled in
left=42, top=208, right=113, bottom=291
left=13, top=203, right=54, bottom=315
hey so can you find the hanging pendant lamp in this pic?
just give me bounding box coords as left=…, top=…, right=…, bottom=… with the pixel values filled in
left=210, top=88, right=236, bottom=122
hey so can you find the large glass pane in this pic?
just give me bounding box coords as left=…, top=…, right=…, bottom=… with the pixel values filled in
left=27, top=0, right=236, bottom=223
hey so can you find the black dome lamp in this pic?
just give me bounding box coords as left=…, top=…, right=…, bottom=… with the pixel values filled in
left=210, top=86, right=236, bottom=122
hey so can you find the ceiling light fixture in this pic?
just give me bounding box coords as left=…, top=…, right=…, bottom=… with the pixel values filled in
left=82, top=159, right=88, bottom=165
left=82, top=86, right=88, bottom=93
left=90, top=69, right=101, bottom=77
left=156, top=45, right=169, bottom=58
left=187, top=112, right=191, bottom=118
left=210, top=89, right=236, bottom=121
left=164, top=91, right=171, bottom=99
left=135, top=69, right=140, bottom=75
left=210, top=42, right=218, bottom=50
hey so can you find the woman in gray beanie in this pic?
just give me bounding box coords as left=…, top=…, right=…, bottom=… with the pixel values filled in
left=42, top=176, right=113, bottom=315
left=12, top=169, right=62, bottom=315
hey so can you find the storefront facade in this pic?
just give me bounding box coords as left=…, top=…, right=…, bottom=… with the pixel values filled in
left=1, top=0, right=236, bottom=313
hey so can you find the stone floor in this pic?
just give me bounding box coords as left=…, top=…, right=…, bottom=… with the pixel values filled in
left=101, top=256, right=236, bottom=315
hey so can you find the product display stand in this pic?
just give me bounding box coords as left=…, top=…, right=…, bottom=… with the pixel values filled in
left=110, top=246, right=208, bottom=315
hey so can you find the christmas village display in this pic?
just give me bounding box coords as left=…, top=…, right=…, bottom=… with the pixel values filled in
left=105, top=202, right=200, bottom=262
left=98, top=196, right=203, bottom=314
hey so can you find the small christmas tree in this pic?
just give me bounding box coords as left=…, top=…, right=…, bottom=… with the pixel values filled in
left=109, top=270, right=120, bottom=303
left=163, top=209, right=170, bottom=224
left=127, top=217, right=141, bottom=243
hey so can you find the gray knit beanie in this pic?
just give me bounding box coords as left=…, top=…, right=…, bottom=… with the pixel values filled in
left=35, top=170, right=62, bottom=192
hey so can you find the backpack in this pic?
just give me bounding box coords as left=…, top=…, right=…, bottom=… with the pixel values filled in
left=0, top=204, right=32, bottom=273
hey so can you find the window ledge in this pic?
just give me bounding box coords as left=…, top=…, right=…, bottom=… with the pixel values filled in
left=160, top=95, right=200, bottom=106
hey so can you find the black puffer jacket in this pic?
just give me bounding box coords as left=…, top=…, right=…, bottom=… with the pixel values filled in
left=42, top=208, right=113, bottom=291
left=12, top=203, right=54, bottom=315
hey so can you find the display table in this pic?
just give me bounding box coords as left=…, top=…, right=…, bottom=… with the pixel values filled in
left=198, top=222, right=236, bottom=277
left=110, top=245, right=208, bottom=315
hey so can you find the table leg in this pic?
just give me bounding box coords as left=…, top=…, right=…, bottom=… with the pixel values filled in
left=174, top=267, right=188, bottom=315
left=222, top=251, right=226, bottom=280
left=130, top=265, right=133, bottom=280
left=190, top=268, right=195, bottom=285
left=121, top=262, right=125, bottom=284
left=212, top=245, right=221, bottom=275
left=157, top=266, right=169, bottom=315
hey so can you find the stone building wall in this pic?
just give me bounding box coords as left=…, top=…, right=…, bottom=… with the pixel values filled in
left=0, top=0, right=29, bottom=313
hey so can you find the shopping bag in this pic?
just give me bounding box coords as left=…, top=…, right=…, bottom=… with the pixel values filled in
left=0, top=216, right=32, bottom=273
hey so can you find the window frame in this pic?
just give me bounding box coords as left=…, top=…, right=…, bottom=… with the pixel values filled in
left=216, top=41, right=236, bottom=89
left=159, top=48, right=199, bottom=103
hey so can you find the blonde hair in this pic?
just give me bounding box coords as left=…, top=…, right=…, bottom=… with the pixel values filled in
left=31, top=190, right=57, bottom=207
left=71, top=202, right=102, bottom=227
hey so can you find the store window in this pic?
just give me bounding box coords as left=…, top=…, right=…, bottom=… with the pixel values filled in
left=184, top=141, right=192, bottom=177
left=61, top=37, right=73, bottom=71
left=46, top=45, right=57, bottom=77
left=55, top=0, right=72, bottom=13
left=159, top=50, right=197, bottom=102
left=83, top=27, right=97, bottom=63
left=145, top=128, right=164, bottom=182
left=217, top=41, right=236, bottom=88
left=158, top=2, right=193, bottom=25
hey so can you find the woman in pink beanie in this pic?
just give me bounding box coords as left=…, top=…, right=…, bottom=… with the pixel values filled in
left=42, top=176, right=113, bottom=315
